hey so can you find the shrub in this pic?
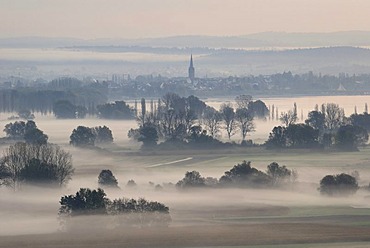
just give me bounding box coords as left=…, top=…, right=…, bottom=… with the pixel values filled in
left=98, top=170, right=119, bottom=188
left=319, top=173, right=359, bottom=196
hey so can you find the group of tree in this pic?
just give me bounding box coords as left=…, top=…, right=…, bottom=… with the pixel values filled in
left=4, top=120, right=48, bottom=145
left=59, top=188, right=171, bottom=229
left=53, top=100, right=87, bottom=119
left=176, top=160, right=296, bottom=189
left=175, top=160, right=362, bottom=197
left=70, top=126, right=113, bottom=147
left=319, top=173, right=359, bottom=196
left=8, top=109, right=35, bottom=121
left=0, top=77, right=107, bottom=115
left=0, top=142, right=74, bottom=189
left=129, top=93, right=269, bottom=149
left=97, top=101, right=135, bottom=119
left=98, top=169, right=119, bottom=188
left=267, top=103, right=369, bottom=151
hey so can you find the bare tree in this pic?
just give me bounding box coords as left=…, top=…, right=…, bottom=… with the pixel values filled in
left=235, top=108, right=255, bottom=141
left=235, top=95, right=252, bottom=109
left=323, top=103, right=345, bottom=130
left=220, top=103, right=237, bottom=140
left=202, top=107, right=222, bottom=137
left=0, top=142, right=74, bottom=189
left=279, top=110, right=297, bottom=126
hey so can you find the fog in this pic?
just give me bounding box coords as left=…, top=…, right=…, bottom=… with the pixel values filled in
left=1, top=97, right=370, bottom=247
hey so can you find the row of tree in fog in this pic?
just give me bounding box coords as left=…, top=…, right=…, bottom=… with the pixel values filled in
left=267, top=103, right=370, bottom=151
left=2, top=100, right=370, bottom=152
left=0, top=138, right=363, bottom=197
left=59, top=188, right=171, bottom=230
left=5, top=71, right=370, bottom=102
left=127, top=93, right=268, bottom=148
left=2, top=71, right=370, bottom=115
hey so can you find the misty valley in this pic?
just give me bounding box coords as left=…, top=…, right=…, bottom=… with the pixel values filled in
left=1, top=93, right=370, bottom=248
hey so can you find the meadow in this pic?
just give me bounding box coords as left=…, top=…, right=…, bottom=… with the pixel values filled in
left=1, top=96, right=370, bottom=247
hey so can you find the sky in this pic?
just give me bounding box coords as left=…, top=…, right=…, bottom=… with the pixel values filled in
left=1, top=0, right=370, bottom=39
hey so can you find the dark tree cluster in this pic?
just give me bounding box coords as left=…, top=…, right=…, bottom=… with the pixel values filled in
left=0, top=78, right=107, bottom=115
left=97, top=101, right=135, bottom=119
left=59, top=188, right=171, bottom=229
left=267, top=103, right=368, bottom=151
left=129, top=93, right=268, bottom=149
left=319, top=173, right=359, bottom=196
left=176, top=160, right=296, bottom=189
left=129, top=93, right=208, bottom=148
left=0, top=142, right=74, bottom=189
left=265, top=124, right=319, bottom=149
left=70, top=125, right=114, bottom=147
left=98, top=169, right=119, bottom=188
left=53, top=100, right=87, bottom=119
left=4, top=120, right=48, bottom=145
left=350, top=112, right=370, bottom=131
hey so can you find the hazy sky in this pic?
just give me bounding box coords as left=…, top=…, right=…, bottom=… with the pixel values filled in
left=1, top=0, right=370, bottom=39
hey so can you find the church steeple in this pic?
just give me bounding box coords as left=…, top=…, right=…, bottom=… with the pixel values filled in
left=188, top=54, right=195, bottom=82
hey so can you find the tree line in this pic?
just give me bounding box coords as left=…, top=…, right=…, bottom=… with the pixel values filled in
left=128, top=93, right=269, bottom=149
left=266, top=103, right=369, bottom=151
left=0, top=77, right=107, bottom=114
left=59, top=188, right=171, bottom=230
left=175, top=160, right=361, bottom=197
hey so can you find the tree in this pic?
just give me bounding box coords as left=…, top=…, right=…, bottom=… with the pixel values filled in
left=323, top=103, right=345, bottom=131
left=248, top=100, right=269, bottom=119
left=98, top=170, right=119, bottom=188
left=350, top=113, right=370, bottom=131
left=265, top=126, right=287, bottom=148
left=285, top=124, right=319, bottom=148
left=24, top=128, right=48, bottom=145
left=59, top=188, right=171, bottom=230
left=305, top=111, right=325, bottom=131
left=202, top=107, right=222, bottom=138
left=70, top=126, right=96, bottom=147
left=53, top=100, right=86, bottom=119
left=157, top=93, right=197, bottom=141
left=235, top=95, right=252, bottom=109
left=220, top=103, right=237, bottom=139
left=108, top=197, right=171, bottom=228
left=335, top=125, right=369, bottom=151
left=186, top=95, right=207, bottom=117
left=4, top=121, right=26, bottom=138
left=186, top=125, right=223, bottom=148
left=8, top=120, right=49, bottom=145
left=0, top=142, right=74, bottom=189
left=53, top=100, right=76, bottom=119
left=97, top=101, right=135, bottom=119
left=266, top=162, right=294, bottom=186
left=219, top=161, right=270, bottom=187
left=319, top=173, right=359, bottom=196
left=176, top=171, right=206, bottom=188
left=138, top=124, right=158, bottom=149
left=93, top=126, right=113, bottom=144
left=20, top=158, right=58, bottom=185
left=140, top=98, right=146, bottom=120
left=59, top=188, right=109, bottom=217
left=279, top=110, right=297, bottom=126
left=235, top=108, right=255, bottom=141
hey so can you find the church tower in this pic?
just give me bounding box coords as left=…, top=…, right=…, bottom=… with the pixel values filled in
left=188, top=54, right=195, bottom=82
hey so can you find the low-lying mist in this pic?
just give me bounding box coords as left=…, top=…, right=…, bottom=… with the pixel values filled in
left=1, top=107, right=370, bottom=238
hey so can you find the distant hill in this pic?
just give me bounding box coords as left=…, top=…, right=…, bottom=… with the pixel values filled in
left=2, top=31, right=370, bottom=49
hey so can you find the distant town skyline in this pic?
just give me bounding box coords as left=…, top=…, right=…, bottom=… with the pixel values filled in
left=1, top=0, right=370, bottom=39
